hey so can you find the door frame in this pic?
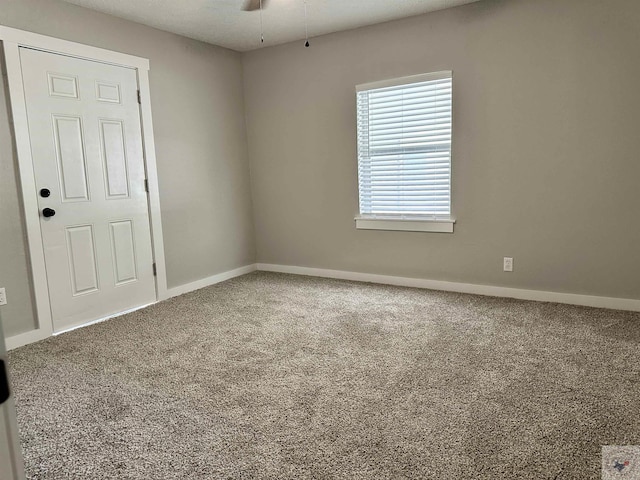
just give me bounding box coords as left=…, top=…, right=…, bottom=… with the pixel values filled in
left=0, top=26, right=168, bottom=349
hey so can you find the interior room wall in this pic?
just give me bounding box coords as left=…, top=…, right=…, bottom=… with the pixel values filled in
left=0, top=0, right=256, bottom=337
left=242, top=0, right=640, bottom=301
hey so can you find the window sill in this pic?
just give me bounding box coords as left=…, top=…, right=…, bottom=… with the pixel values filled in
left=355, top=215, right=455, bottom=233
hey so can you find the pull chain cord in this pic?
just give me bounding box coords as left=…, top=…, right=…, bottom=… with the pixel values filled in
left=304, top=0, right=310, bottom=47
left=260, top=0, right=264, bottom=43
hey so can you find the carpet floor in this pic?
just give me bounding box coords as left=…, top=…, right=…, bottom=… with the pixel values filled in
left=7, top=272, right=640, bottom=479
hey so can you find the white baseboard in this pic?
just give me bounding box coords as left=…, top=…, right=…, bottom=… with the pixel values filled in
left=5, top=327, right=50, bottom=351
left=166, top=264, right=257, bottom=298
left=256, top=263, right=640, bottom=312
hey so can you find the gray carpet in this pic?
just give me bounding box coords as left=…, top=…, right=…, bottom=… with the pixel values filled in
left=7, top=272, right=640, bottom=479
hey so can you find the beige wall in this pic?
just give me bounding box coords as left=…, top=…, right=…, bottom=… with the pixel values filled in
left=243, top=0, right=640, bottom=300
left=0, top=0, right=255, bottom=337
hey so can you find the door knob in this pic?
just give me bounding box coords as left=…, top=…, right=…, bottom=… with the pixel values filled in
left=42, top=208, right=56, bottom=218
left=40, top=188, right=51, bottom=198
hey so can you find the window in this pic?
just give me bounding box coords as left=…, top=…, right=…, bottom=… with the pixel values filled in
left=355, top=71, right=454, bottom=233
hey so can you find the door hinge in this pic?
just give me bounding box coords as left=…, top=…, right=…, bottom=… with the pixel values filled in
left=137, top=90, right=141, bottom=104
left=144, top=179, right=149, bottom=192
left=152, top=263, right=157, bottom=276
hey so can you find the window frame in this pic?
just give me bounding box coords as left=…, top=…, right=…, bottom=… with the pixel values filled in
left=355, top=71, right=455, bottom=233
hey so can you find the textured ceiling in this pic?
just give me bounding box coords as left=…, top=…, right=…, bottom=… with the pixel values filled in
left=59, top=0, right=482, bottom=52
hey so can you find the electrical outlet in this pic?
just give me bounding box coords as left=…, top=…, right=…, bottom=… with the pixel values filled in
left=503, top=257, right=513, bottom=272
left=0, top=288, right=6, bottom=306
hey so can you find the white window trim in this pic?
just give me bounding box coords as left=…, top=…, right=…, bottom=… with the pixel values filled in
left=355, top=215, right=455, bottom=233
left=356, top=70, right=452, bottom=92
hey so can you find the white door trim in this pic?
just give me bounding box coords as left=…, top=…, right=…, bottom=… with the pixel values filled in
left=0, top=26, right=168, bottom=350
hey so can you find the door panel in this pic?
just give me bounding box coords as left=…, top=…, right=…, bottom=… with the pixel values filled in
left=47, top=73, right=79, bottom=99
left=110, top=220, right=138, bottom=285
left=53, top=115, right=90, bottom=202
left=65, top=225, right=99, bottom=296
left=100, top=120, right=130, bottom=198
left=20, top=48, right=156, bottom=332
left=96, top=81, right=121, bottom=103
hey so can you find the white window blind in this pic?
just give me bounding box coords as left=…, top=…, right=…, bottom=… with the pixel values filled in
left=357, top=71, right=452, bottom=218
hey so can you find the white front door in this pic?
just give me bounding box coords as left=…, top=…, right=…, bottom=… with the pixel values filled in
left=20, top=48, right=156, bottom=333
left=0, top=320, right=25, bottom=480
